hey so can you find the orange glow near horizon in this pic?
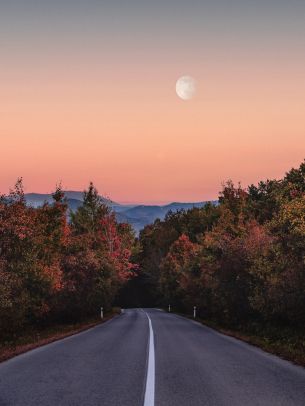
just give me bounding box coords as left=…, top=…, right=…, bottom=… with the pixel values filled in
left=1, top=4, right=305, bottom=204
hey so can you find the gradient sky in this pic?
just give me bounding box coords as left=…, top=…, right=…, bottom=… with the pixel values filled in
left=1, top=0, right=305, bottom=203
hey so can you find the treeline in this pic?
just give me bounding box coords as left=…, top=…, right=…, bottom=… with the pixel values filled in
left=1, top=161, right=304, bottom=340
left=0, top=181, right=135, bottom=339
left=137, top=160, right=305, bottom=327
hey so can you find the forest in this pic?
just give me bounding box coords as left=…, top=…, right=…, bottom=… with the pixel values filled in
left=1, top=160, right=305, bottom=355
left=0, top=181, right=136, bottom=340
left=135, top=160, right=305, bottom=330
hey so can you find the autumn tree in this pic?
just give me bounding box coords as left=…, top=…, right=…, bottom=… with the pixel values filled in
left=60, top=183, right=135, bottom=320
left=159, top=234, right=200, bottom=309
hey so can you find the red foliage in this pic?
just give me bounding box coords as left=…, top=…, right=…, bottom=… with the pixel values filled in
left=0, top=181, right=135, bottom=336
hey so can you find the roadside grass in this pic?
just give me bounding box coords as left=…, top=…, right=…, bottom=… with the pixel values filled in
left=202, top=320, right=305, bottom=367
left=169, top=310, right=305, bottom=367
left=0, top=307, right=121, bottom=363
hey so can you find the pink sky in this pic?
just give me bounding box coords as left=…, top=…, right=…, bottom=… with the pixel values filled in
left=1, top=3, right=305, bottom=204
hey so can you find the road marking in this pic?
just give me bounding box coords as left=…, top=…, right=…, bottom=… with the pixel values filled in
left=143, top=312, right=155, bottom=406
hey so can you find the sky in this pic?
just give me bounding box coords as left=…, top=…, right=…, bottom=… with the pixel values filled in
left=1, top=0, right=305, bottom=204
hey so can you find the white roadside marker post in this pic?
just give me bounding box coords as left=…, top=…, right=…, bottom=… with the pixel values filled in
left=193, top=306, right=197, bottom=319
left=101, top=307, right=104, bottom=319
left=168, top=304, right=171, bottom=313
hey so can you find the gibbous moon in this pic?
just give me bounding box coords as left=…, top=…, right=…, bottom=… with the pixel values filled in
left=176, top=75, right=197, bottom=100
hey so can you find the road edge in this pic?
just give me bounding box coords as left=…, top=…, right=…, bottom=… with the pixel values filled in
left=167, top=310, right=305, bottom=368
left=0, top=312, right=120, bottom=364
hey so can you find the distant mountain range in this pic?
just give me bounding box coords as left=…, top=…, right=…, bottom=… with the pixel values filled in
left=24, top=191, right=216, bottom=234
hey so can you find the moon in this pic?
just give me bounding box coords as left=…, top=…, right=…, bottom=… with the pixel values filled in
left=176, top=75, right=197, bottom=100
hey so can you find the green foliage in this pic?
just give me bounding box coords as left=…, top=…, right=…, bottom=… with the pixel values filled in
left=2, top=160, right=305, bottom=339
left=70, top=182, right=110, bottom=236
left=0, top=181, right=135, bottom=339
left=138, top=160, right=305, bottom=327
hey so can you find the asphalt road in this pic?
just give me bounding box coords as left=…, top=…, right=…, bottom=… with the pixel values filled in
left=0, top=309, right=305, bottom=406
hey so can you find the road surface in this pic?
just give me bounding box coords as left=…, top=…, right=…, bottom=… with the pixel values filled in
left=0, top=309, right=305, bottom=406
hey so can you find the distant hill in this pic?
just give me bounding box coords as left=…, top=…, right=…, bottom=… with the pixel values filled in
left=24, top=192, right=217, bottom=234
left=25, top=191, right=115, bottom=208
left=117, top=202, right=216, bottom=233
left=65, top=198, right=83, bottom=211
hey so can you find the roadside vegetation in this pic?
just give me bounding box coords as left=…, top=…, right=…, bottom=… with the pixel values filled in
left=0, top=181, right=135, bottom=350
left=0, top=309, right=121, bottom=363
left=134, top=160, right=305, bottom=365
left=1, top=160, right=305, bottom=365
